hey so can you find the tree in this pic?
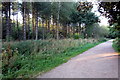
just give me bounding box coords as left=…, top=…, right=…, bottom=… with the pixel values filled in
left=70, top=2, right=99, bottom=38
left=22, top=2, right=27, bottom=40
left=98, top=2, right=120, bottom=51
left=2, top=2, right=102, bottom=41
left=2, top=2, right=11, bottom=41
left=59, top=2, right=75, bottom=38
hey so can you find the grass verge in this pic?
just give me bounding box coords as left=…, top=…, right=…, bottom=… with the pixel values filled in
left=2, top=39, right=105, bottom=78
left=34, top=41, right=103, bottom=78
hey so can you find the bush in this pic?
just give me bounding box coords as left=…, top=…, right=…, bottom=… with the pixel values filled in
left=5, top=36, right=14, bottom=42
left=113, top=38, right=120, bottom=53
left=72, top=33, right=80, bottom=39
left=3, top=41, right=33, bottom=56
left=98, top=38, right=108, bottom=42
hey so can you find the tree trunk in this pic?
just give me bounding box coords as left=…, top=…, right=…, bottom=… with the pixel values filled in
left=72, top=27, right=75, bottom=36
left=9, top=2, right=11, bottom=38
left=67, top=24, right=69, bottom=38
left=5, top=2, right=11, bottom=41
left=48, top=19, right=50, bottom=32
left=16, top=13, right=19, bottom=40
left=23, top=2, right=26, bottom=40
left=32, top=2, right=35, bottom=40
left=56, top=2, right=61, bottom=40
left=35, top=13, right=38, bottom=40
left=45, top=20, right=48, bottom=33
left=53, top=22, right=55, bottom=39
left=42, top=20, right=45, bottom=40
left=6, top=9, right=9, bottom=41
left=78, top=26, right=80, bottom=35
left=27, top=13, right=30, bottom=39
left=56, top=23, right=59, bottom=40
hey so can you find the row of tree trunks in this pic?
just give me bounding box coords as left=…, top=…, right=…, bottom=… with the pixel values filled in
left=2, top=2, right=82, bottom=41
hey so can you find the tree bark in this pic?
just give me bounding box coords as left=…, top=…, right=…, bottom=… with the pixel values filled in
left=23, top=2, right=26, bottom=40
left=16, top=13, right=19, bottom=40
left=42, top=20, right=45, bottom=40
left=32, top=2, right=35, bottom=40
left=48, top=19, right=50, bottom=32
left=6, top=2, right=11, bottom=41
left=8, top=2, right=11, bottom=38
left=27, top=13, right=30, bottom=39
left=35, top=13, right=38, bottom=40
left=56, top=23, right=59, bottom=40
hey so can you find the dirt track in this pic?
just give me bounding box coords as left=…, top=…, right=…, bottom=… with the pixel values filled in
left=37, top=40, right=119, bottom=78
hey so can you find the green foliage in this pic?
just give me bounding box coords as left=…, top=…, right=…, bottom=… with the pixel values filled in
left=72, top=33, right=80, bottom=39
left=108, top=24, right=120, bottom=39
left=113, top=38, right=120, bottom=53
left=78, top=23, right=109, bottom=39
left=45, top=33, right=54, bottom=39
left=72, top=33, right=84, bottom=39
left=5, top=36, right=14, bottom=42
left=2, top=39, right=102, bottom=78
left=97, top=38, right=108, bottom=42
left=98, top=2, right=120, bottom=52
left=70, top=11, right=99, bottom=25
left=84, top=12, right=99, bottom=26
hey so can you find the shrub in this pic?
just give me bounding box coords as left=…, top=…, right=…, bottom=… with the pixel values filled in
left=98, top=38, right=108, bottom=42
left=113, top=38, right=120, bottom=53
left=72, top=33, right=80, bottom=39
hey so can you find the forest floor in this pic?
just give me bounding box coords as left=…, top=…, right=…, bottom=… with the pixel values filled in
left=37, top=40, right=119, bottom=78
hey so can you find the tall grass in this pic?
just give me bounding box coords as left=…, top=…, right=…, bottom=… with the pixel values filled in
left=1, top=39, right=104, bottom=78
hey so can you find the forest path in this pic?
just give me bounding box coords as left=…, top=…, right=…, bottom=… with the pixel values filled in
left=37, top=40, right=119, bottom=78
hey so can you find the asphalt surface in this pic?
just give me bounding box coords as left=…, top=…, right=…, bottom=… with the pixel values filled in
left=37, top=40, right=119, bottom=78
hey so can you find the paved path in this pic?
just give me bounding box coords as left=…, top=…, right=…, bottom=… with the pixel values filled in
left=37, top=40, right=119, bottom=78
